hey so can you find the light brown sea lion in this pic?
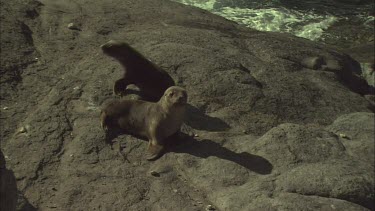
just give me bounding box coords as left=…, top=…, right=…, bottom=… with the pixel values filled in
left=101, top=40, right=175, bottom=102
left=100, top=86, right=188, bottom=160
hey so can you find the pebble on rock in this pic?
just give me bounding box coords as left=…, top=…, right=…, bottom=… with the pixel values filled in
left=18, top=126, right=27, bottom=133
left=150, top=171, right=160, bottom=177
left=206, top=204, right=215, bottom=211
left=339, top=133, right=350, bottom=139
left=67, top=23, right=80, bottom=30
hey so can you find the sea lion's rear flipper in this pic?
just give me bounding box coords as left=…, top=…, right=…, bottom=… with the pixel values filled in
left=146, top=141, right=164, bottom=161
left=100, top=111, right=109, bottom=132
left=113, top=78, right=130, bottom=96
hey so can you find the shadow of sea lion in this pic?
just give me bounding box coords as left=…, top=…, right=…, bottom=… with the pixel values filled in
left=167, top=135, right=273, bottom=175
left=104, top=129, right=272, bottom=175
left=0, top=150, right=17, bottom=211
left=185, top=104, right=230, bottom=132
left=0, top=150, right=36, bottom=211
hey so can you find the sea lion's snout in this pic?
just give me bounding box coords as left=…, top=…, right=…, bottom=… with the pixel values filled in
left=100, top=43, right=108, bottom=49
left=101, top=40, right=117, bottom=48
left=101, top=43, right=112, bottom=55
left=100, top=40, right=127, bottom=57
left=177, top=90, right=188, bottom=104
left=100, top=40, right=113, bottom=51
left=177, top=94, right=187, bottom=104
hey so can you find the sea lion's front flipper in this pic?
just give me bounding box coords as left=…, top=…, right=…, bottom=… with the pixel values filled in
left=146, top=141, right=164, bottom=161
left=113, top=78, right=129, bottom=96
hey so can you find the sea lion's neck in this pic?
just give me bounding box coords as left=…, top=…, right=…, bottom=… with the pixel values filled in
left=158, top=98, right=171, bottom=112
left=116, top=53, right=150, bottom=69
left=117, top=57, right=132, bottom=68
left=158, top=98, right=184, bottom=113
left=167, top=108, right=186, bottom=120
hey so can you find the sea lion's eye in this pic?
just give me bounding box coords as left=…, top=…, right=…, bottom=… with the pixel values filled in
left=169, top=92, right=174, bottom=97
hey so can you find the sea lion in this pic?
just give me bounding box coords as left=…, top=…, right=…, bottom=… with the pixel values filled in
left=101, top=40, right=175, bottom=102
left=301, top=56, right=325, bottom=70
left=100, top=86, right=188, bottom=160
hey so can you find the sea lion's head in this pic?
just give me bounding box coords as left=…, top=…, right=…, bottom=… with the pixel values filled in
left=101, top=40, right=133, bottom=60
left=161, top=86, right=188, bottom=108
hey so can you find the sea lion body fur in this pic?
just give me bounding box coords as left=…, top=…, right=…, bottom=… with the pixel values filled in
left=101, top=86, right=187, bottom=160
left=101, top=40, right=175, bottom=101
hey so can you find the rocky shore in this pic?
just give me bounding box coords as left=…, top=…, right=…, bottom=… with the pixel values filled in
left=1, top=0, right=374, bottom=210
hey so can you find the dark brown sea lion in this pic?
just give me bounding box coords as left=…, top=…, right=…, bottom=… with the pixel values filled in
left=100, top=86, right=187, bottom=160
left=101, top=40, right=175, bottom=102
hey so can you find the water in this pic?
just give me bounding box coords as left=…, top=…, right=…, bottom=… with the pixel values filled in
left=174, top=0, right=374, bottom=48
left=212, top=7, right=338, bottom=40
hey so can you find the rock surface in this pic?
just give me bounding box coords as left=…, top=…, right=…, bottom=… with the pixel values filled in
left=327, top=112, right=375, bottom=165
left=0, top=0, right=374, bottom=210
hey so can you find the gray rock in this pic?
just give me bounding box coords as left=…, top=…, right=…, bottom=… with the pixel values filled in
left=268, top=193, right=370, bottom=211
left=276, top=161, right=374, bottom=209
left=252, top=123, right=346, bottom=172
left=327, top=112, right=375, bottom=165
left=360, top=62, right=374, bottom=87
